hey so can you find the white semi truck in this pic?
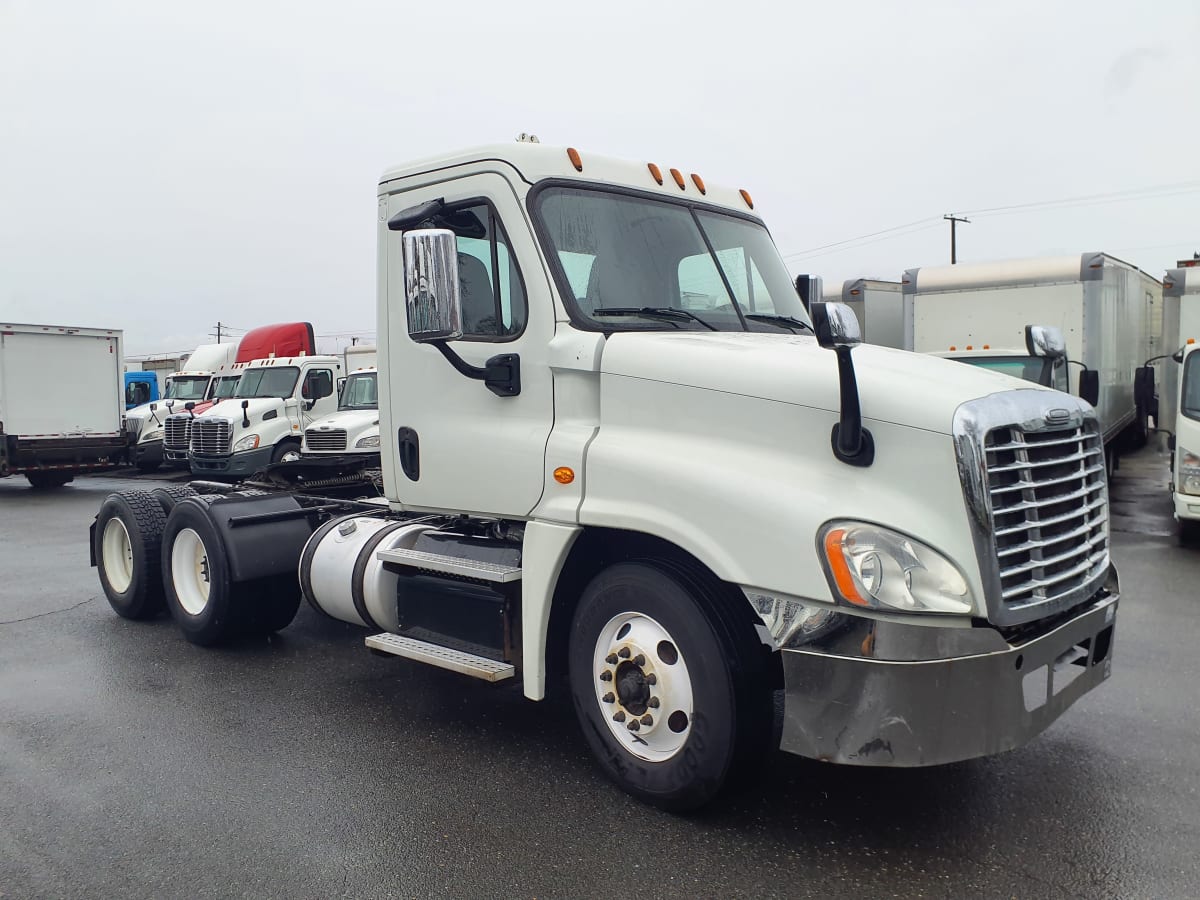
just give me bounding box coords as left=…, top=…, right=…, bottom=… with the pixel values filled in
left=124, top=342, right=239, bottom=472
left=302, top=366, right=380, bottom=464
left=187, top=353, right=343, bottom=478
left=1160, top=266, right=1200, bottom=541
left=1, top=322, right=127, bottom=487
left=91, top=143, right=1119, bottom=810
left=899, top=254, right=1160, bottom=466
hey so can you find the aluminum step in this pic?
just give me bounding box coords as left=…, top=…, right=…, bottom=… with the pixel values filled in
left=365, top=633, right=515, bottom=682
left=375, top=547, right=522, bottom=583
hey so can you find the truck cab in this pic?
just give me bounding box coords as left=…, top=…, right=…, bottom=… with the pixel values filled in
left=301, top=366, right=380, bottom=463
left=1162, top=267, right=1200, bottom=538
left=188, top=355, right=342, bottom=478
left=123, top=371, right=159, bottom=409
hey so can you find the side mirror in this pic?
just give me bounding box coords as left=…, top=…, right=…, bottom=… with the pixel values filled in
left=403, top=229, right=463, bottom=343
left=1134, top=366, right=1155, bottom=408
left=1025, top=324, right=1066, bottom=359
left=1079, top=369, right=1100, bottom=407
left=811, top=302, right=862, bottom=349
left=1173, top=348, right=1185, bottom=364
left=184, top=401, right=195, bottom=412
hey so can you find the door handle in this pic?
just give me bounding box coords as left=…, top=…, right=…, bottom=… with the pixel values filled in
left=397, top=427, right=419, bottom=481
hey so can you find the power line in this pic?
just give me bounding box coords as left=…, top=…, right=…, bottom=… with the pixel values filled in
left=782, top=217, right=941, bottom=260
left=960, top=180, right=1200, bottom=217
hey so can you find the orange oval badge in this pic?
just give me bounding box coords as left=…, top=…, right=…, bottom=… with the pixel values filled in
left=553, top=467, right=575, bottom=485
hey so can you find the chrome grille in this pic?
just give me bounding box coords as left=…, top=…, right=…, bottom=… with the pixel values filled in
left=190, top=418, right=232, bottom=456
left=163, top=414, right=191, bottom=451
left=305, top=428, right=347, bottom=452
left=983, top=422, right=1108, bottom=611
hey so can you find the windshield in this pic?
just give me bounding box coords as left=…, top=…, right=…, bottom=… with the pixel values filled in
left=955, top=355, right=1067, bottom=392
left=165, top=376, right=210, bottom=401
left=1184, top=351, right=1200, bottom=420
left=533, top=186, right=811, bottom=333
left=210, top=375, right=240, bottom=400
left=235, top=366, right=299, bottom=399
left=339, top=372, right=378, bottom=410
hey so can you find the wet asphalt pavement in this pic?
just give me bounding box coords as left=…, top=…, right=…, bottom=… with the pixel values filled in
left=1, top=449, right=1198, bottom=899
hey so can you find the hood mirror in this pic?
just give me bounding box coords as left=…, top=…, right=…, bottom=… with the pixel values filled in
left=811, top=303, right=873, bottom=467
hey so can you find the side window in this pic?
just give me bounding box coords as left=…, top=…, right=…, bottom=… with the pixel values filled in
left=452, top=202, right=528, bottom=340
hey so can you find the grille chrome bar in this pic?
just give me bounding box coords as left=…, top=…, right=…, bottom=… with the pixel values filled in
left=190, top=418, right=233, bottom=456
left=988, top=463, right=1105, bottom=495
left=993, top=495, right=1107, bottom=537
left=305, top=428, right=348, bottom=452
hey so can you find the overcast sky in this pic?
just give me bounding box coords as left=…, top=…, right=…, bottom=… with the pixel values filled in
left=3, top=0, right=1198, bottom=357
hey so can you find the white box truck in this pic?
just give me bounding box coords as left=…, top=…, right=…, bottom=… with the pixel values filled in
left=824, top=279, right=903, bottom=347
left=1, top=322, right=127, bottom=487
left=91, top=142, right=1120, bottom=810
left=900, top=254, right=1160, bottom=463
left=1159, top=266, right=1200, bottom=540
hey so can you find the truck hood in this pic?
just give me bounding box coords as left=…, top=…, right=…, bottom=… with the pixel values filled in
left=307, top=409, right=379, bottom=432
left=194, top=397, right=282, bottom=424
left=600, top=332, right=1048, bottom=435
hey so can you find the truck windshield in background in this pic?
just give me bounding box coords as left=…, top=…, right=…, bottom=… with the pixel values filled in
left=210, top=375, right=240, bottom=400
left=165, top=376, right=209, bottom=401
left=339, top=372, right=378, bottom=410
left=532, top=186, right=812, bottom=333
left=235, top=367, right=299, bottom=399
left=955, top=355, right=1068, bottom=392
left=1184, top=353, right=1200, bottom=421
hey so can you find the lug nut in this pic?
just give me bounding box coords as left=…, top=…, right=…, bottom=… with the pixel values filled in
left=641, top=714, right=653, bottom=726
left=627, top=719, right=640, bottom=731
left=602, top=692, right=615, bottom=704
left=645, top=673, right=657, bottom=685
left=618, top=647, right=631, bottom=659
left=599, top=670, right=613, bottom=682
left=613, top=711, right=626, bottom=723
left=605, top=653, right=618, bottom=665
left=648, top=697, right=660, bottom=708
left=633, top=654, right=645, bottom=666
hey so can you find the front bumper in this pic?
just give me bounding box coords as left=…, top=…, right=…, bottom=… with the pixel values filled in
left=779, top=576, right=1118, bottom=767
left=134, top=440, right=163, bottom=468
left=1173, top=489, right=1200, bottom=522
left=189, top=445, right=275, bottom=478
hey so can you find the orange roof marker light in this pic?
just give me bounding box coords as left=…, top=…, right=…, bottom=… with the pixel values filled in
left=669, top=168, right=686, bottom=190
left=983, top=344, right=990, bottom=349
left=553, top=466, right=575, bottom=485
left=1189, top=338, right=1196, bottom=345
left=949, top=345, right=957, bottom=351
left=739, top=189, right=754, bottom=209
left=690, top=173, right=706, bottom=195
left=647, top=163, right=664, bottom=185
left=966, top=345, right=974, bottom=350
left=567, top=147, right=583, bottom=172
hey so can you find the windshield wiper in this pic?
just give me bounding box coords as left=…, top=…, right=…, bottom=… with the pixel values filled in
left=743, top=313, right=815, bottom=334
left=591, top=307, right=718, bottom=331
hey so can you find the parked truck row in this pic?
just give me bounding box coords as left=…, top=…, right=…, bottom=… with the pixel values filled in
left=91, top=141, right=1121, bottom=811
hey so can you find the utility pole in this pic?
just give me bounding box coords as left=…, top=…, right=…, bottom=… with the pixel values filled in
left=944, top=214, right=970, bottom=264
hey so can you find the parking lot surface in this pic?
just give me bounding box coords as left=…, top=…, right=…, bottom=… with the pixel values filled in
left=1, top=450, right=1198, bottom=899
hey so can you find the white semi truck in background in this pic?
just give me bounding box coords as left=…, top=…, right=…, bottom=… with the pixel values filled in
left=92, top=142, right=1120, bottom=810
left=1160, top=266, right=1200, bottom=541
left=124, top=342, right=238, bottom=472
left=302, top=363, right=381, bottom=464
left=1, top=323, right=127, bottom=488
left=898, top=254, right=1160, bottom=468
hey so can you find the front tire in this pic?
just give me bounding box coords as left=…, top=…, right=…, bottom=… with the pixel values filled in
left=272, top=442, right=301, bottom=464
left=567, top=560, right=774, bottom=811
left=94, top=490, right=168, bottom=619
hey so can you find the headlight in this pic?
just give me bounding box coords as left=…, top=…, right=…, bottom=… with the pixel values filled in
left=818, top=521, right=973, bottom=615
left=354, top=435, right=380, bottom=448
left=140, top=428, right=163, bottom=443
left=233, top=434, right=260, bottom=452
left=1180, top=448, right=1200, bottom=495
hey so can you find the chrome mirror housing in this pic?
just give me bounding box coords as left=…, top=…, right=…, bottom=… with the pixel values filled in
left=403, top=228, right=463, bottom=343
left=1025, top=324, right=1066, bottom=359
left=812, top=302, right=862, bottom=349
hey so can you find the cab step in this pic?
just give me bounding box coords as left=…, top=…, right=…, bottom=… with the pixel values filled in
left=365, top=633, right=515, bottom=682
left=375, top=547, right=522, bottom=583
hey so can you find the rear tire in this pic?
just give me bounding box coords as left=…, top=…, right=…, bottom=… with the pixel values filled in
left=94, top=490, right=168, bottom=619
left=567, top=560, right=775, bottom=811
left=151, top=485, right=197, bottom=517
left=27, top=472, right=73, bottom=489
left=162, top=498, right=239, bottom=646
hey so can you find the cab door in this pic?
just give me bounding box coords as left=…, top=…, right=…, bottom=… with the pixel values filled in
left=381, top=172, right=555, bottom=517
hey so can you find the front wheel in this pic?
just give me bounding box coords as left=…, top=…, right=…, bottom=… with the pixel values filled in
left=272, top=442, right=301, bottom=464
left=567, top=561, right=775, bottom=811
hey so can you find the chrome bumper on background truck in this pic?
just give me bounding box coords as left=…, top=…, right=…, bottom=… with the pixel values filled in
left=779, top=572, right=1118, bottom=766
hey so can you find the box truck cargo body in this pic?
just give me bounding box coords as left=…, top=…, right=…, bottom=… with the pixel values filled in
left=900, top=254, right=1159, bottom=450
left=0, top=323, right=126, bottom=486
left=825, top=279, right=902, bottom=347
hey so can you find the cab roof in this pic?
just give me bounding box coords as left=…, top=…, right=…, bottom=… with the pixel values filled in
left=378, top=142, right=760, bottom=219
